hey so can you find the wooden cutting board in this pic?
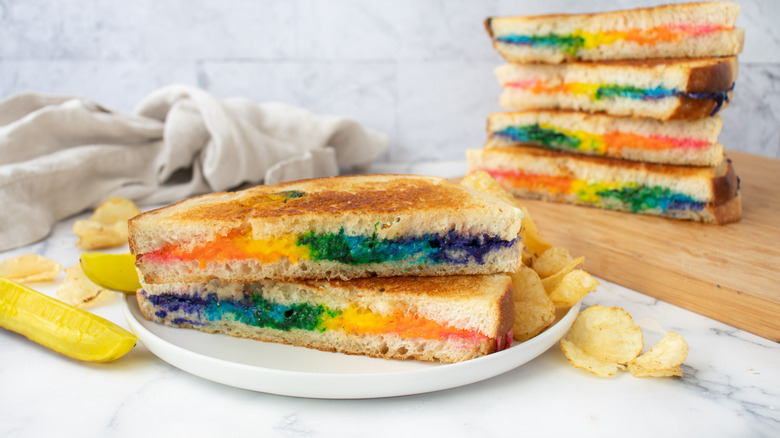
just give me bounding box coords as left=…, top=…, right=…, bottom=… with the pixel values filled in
left=513, top=150, right=780, bottom=342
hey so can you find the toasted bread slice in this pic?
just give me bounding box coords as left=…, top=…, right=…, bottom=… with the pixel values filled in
left=487, top=110, right=724, bottom=166
left=486, top=1, right=744, bottom=63
left=466, top=146, right=741, bottom=225
left=129, top=174, right=524, bottom=283
left=495, top=57, right=738, bottom=120
left=137, top=274, right=515, bottom=363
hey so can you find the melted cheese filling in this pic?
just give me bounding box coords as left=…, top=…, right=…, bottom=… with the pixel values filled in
left=479, top=169, right=705, bottom=213
left=140, top=229, right=519, bottom=268
left=504, top=80, right=676, bottom=102
left=496, top=24, right=729, bottom=55
left=144, top=290, right=488, bottom=343
left=493, top=123, right=710, bottom=155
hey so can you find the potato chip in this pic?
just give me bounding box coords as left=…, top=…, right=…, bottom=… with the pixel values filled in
left=510, top=265, right=556, bottom=342
left=564, top=305, right=643, bottom=365
left=459, top=171, right=552, bottom=258
left=517, top=205, right=552, bottom=260
left=540, top=255, right=584, bottom=292
left=560, top=339, right=621, bottom=377
left=74, top=197, right=140, bottom=250
left=89, top=197, right=142, bottom=225
left=56, top=265, right=112, bottom=308
left=533, top=246, right=574, bottom=278
left=73, top=220, right=129, bottom=250
left=628, top=331, right=688, bottom=377
left=548, top=269, right=600, bottom=308
left=0, top=254, right=62, bottom=282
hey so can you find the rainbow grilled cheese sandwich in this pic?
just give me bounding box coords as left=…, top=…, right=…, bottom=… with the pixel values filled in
left=486, top=110, right=724, bottom=166
left=128, top=175, right=525, bottom=284
left=486, top=1, right=744, bottom=63
left=495, top=57, right=738, bottom=120
left=137, top=274, right=516, bottom=363
left=466, top=146, right=741, bottom=225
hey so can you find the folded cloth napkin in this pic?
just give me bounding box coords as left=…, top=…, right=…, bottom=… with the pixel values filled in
left=0, top=85, right=387, bottom=251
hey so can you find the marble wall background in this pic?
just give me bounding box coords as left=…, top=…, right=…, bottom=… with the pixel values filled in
left=1, top=0, right=778, bottom=163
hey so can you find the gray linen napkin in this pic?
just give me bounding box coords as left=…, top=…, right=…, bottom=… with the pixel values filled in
left=0, top=85, right=387, bottom=251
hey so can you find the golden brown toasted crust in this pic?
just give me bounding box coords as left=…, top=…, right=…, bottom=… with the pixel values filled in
left=494, top=279, right=516, bottom=344
left=711, top=192, right=742, bottom=225
left=128, top=174, right=524, bottom=256
left=487, top=1, right=736, bottom=23
left=485, top=2, right=740, bottom=32
left=131, top=174, right=515, bottom=227
left=687, top=57, right=738, bottom=93
left=484, top=17, right=494, bottom=39
left=664, top=57, right=738, bottom=119
left=183, top=176, right=478, bottom=221
left=668, top=92, right=733, bottom=120
left=712, top=157, right=740, bottom=207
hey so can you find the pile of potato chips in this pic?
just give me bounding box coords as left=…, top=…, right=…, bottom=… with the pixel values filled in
left=1, top=197, right=140, bottom=308
left=461, top=171, right=688, bottom=377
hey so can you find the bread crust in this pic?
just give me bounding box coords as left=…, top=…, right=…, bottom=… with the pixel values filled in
left=667, top=92, right=733, bottom=120
left=687, top=57, right=738, bottom=93
left=711, top=157, right=740, bottom=206
left=487, top=2, right=740, bottom=27
left=711, top=191, right=742, bottom=225
left=129, top=174, right=524, bottom=255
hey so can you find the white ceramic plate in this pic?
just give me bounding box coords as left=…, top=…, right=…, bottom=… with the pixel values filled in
left=122, top=295, right=580, bottom=399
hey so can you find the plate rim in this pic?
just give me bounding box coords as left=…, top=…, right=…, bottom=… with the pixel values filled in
left=122, top=294, right=580, bottom=399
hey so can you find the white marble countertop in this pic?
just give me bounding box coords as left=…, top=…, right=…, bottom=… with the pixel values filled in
left=1, top=162, right=779, bottom=438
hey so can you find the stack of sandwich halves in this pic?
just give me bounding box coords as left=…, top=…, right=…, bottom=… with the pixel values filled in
left=469, top=1, right=744, bottom=224
left=128, top=174, right=523, bottom=364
